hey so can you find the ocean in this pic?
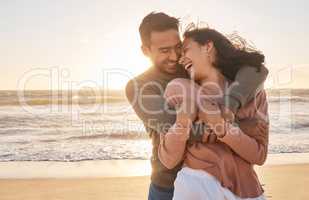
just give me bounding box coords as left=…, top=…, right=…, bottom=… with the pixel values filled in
left=0, top=89, right=309, bottom=161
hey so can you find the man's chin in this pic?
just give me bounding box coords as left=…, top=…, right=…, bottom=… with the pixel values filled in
left=162, top=65, right=178, bottom=74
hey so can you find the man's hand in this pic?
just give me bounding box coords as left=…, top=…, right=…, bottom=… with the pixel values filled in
left=201, top=128, right=217, bottom=143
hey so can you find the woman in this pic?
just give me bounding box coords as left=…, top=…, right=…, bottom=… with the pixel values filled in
left=158, top=27, right=269, bottom=200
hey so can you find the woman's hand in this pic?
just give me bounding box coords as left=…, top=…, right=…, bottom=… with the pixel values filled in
left=198, top=98, right=226, bottom=138
left=175, top=96, right=197, bottom=123
left=220, top=105, right=235, bottom=122
left=168, top=99, right=194, bottom=140
left=164, top=78, right=199, bottom=123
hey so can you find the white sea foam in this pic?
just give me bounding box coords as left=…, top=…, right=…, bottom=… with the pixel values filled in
left=0, top=90, right=309, bottom=161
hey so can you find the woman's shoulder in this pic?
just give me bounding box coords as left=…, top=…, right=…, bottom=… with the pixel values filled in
left=255, top=89, right=268, bottom=105
left=236, top=89, right=268, bottom=120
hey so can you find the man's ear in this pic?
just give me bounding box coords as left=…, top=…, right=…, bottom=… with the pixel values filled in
left=141, top=45, right=151, bottom=57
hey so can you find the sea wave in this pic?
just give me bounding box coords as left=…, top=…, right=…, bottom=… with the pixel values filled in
left=0, top=98, right=127, bottom=106
left=65, top=132, right=149, bottom=140
left=268, top=96, right=309, bottom=103
left=1, top=89, right=309, bottom=161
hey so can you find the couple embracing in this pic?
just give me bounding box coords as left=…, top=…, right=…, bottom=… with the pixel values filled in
left=126, top=12, right=269, bottom=200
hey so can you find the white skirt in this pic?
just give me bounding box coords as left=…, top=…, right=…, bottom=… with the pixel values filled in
left=173, top=167, right=266, bottom=200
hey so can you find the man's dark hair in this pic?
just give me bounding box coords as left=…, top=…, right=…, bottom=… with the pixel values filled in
left=139, top=12, right=179, bottom=46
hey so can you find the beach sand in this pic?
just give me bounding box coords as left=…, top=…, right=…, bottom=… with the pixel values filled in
left=0, top=154, right=308, bottom=200
left=0, top=176, right=150, bottom=200
left=255, top=164, right=308, bottom=200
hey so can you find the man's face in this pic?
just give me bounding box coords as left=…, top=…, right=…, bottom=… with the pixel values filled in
left=143, top=29, right=182, bottom=74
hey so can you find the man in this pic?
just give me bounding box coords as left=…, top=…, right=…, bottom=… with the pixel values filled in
left=126, top=12, right=268, bottom=200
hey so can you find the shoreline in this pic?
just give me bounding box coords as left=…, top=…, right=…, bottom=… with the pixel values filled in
left=0, top=153, right=308, bottom=179
left=0, top=153, right=308, bottom=200
left=0, top=164, right=308, bottom=200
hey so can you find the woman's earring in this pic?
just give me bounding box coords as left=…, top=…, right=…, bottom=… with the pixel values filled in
left=205, top=50, right=211, bottom=60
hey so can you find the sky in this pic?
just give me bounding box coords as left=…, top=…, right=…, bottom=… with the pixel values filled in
left=1, top=0, right=309, bottom=90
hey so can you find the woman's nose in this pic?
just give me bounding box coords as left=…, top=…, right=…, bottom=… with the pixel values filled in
left=179, top=56, right=191, bottom=66
left=179, top=56, right=185, bottom=65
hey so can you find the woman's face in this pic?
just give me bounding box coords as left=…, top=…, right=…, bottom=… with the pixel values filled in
left=180, top=38, right=213, bottom=82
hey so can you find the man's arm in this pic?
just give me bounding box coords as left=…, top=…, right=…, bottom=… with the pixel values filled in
left=221, top=65, right=268, bottom=114
left=126, top=79, right=176, bottom=135
left=191, top=65, right=269, bottom=143
left=191, top=65, right=268, bottom=144
left=126, top=79, right=206, bottom=143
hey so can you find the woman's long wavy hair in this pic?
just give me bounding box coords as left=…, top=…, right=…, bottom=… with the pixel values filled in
left=183, top=25, right=265, bottom=81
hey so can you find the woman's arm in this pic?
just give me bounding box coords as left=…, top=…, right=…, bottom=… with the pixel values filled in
left=198, top=89, right=269, bottom=165
left=158, top=78, right=197, bottom=169
left=158, top=120, right=191, bottom=169
left=158, top=100, right=195, bottom=169
left=218, top=91, right=269, bottom=165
